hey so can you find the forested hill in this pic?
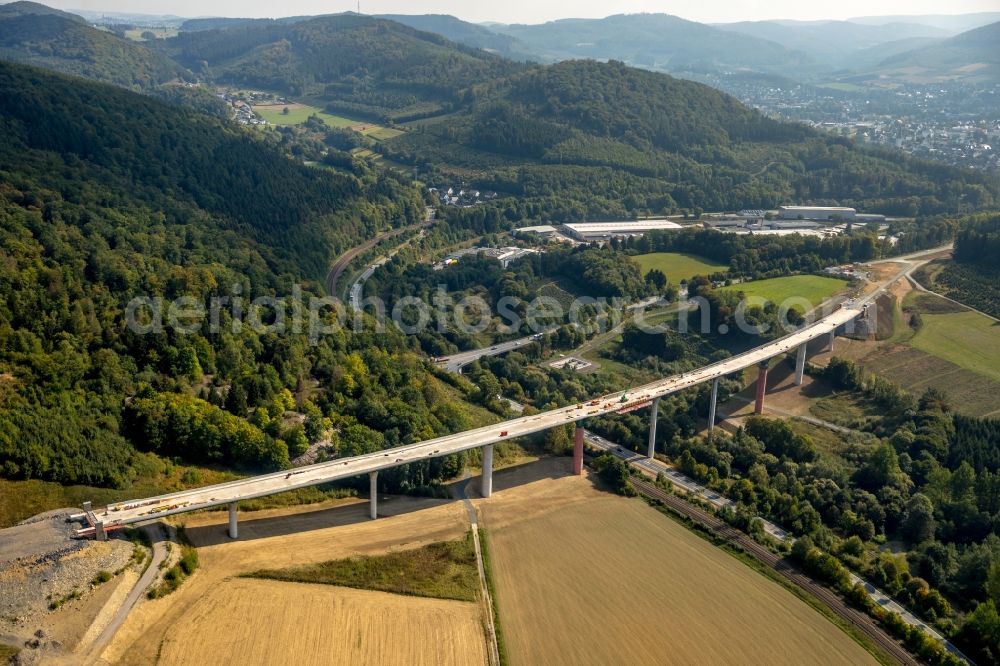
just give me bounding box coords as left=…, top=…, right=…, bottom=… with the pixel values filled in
left=159, top=14, right=525, bottom=120
left=0, top=59, right=460, bottom=492
left=0, top=3, right=187, bottom=90
left=0, top=61, right=423, bottom=278
left=390, top=59, right=1000, bottom=218
left=487, top=60, right=809, bottom=152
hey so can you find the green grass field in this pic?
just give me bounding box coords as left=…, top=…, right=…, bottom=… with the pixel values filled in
left=909, top=311, right=1000, bottom=382
left=360, top=125, right=405, bottom=140
left=253, top=105, right=404, bottom=141
left=721, top=275, right=847, bottom=312
left=632, top=252, right=729, bottom=284
left=252, top=104, right=357, bottom=128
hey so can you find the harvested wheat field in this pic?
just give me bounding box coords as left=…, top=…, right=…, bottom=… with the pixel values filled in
left=155, top=577, right=486, bottom=666
left=481, top=459, right=878, bottom=666
left=101, top=495, right=478, bottom=665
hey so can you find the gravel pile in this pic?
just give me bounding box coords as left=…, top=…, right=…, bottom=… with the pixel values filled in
left=0, top=509, right=133, bottom=630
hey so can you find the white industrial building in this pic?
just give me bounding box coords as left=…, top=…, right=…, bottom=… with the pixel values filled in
left=779, top=206, right=857, bottom=221
left=562, top=219, right=683, bottom=241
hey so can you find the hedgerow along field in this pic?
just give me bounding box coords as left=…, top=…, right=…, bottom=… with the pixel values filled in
left=632, top=252, right=729, bottom=284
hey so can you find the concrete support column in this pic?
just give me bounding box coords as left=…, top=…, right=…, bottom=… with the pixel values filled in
left=754, top=360, right=770, bottom=415
left=95, top=521, right=106, bottom=542
left=826, top=330, right=836, bottom=352
left=647, top=396, right=662, bottom=459
left=228, top=502, right=238, bottom=539
left=794, top=343, right=808, bottom=386
left=369, top=471, right=378, bottom=520
left=82, top=501, right=92, bottom=513
left=572, top=426, right=584, bottom=476
left=481, top=444, right=494, bottom=498
left=708, top=377, right=720, bottom=432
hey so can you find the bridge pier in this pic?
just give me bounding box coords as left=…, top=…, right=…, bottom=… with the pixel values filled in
left=754, top=360, right=770, bottom=415
left=794, top=343, right=808, bottom=386
left=369, top=471, right=378, bottom=519
left=573, top=426, right=584, bottom=475
left=228, top=502, right=238, bottom=539
left=707, top=377, right=719, bottom=432
left=481, top=444, right=493, bottom=498
left=95, top=521, right=106, bottom=542
left=647, top=397, right=662, bottom=458
left=826, top=330, right=836, bottom=352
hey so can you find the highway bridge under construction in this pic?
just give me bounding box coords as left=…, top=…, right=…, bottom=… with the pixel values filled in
left=72, top=302, right=865, bottom=541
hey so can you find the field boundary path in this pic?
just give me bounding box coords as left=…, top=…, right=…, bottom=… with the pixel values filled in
left=456, top=477, right=500, bottom=666
left=81, top=524, right=167, bottom=665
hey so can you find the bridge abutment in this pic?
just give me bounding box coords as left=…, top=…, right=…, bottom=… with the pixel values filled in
left=755, top=360, right=770, bottom=414
left=481, top=444, right=493, bottom=498
left=228, top=502, right=238, bottom=539
left=573, top=426, right=584, bottom=475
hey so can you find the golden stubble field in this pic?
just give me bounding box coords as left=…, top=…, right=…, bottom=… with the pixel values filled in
left=480, top=459, right=879, bottom=666
left=155, top=578, right=485, bottom=666
left=100, top=496, right=485, bottom=666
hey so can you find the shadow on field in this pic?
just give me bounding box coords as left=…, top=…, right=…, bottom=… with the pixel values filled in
left=187, top=456, right=575, bottom=546
left=186, top=494, right=449, bottom=547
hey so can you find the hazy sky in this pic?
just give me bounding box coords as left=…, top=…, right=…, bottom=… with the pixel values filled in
left=46, top=0, right=1000, bottom=24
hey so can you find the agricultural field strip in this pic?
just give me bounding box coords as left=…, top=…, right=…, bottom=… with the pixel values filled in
left=93, top=306, right=861, bottom=526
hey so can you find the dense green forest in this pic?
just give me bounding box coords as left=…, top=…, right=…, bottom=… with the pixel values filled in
left=0, top=60, right=477, bottom=493
left=0, top=4, right=187, bottom=90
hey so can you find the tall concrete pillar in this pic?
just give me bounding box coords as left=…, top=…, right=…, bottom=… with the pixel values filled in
left=228, top=502, right=238, bottom=539
left=369, top=471, right=378, bottom=520
left=754, top=360, right=770, bottom=415
left=572, top=426, right=584, bottom=476
left=794, top=343, right=808, bottom=386
left=647, top=396, right=662, bottom=458
left=481, top=444, right=494, bottom=498
left=708, top=377, right=720, bottom=432
left=826, top=330, right=836, bottom=352
left=95, top=521, right=107, bottom=542
left=82, top=501, right=92, bottom=513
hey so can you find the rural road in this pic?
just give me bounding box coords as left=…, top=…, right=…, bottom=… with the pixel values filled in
left=82, top=524, right=167, bottom=665
left=439, top=296, right=669, bottom=372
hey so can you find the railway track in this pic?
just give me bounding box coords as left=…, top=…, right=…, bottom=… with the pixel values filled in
left=325, top=220, right=432, bottom=297
left=631, top=477, right=920, bottom=666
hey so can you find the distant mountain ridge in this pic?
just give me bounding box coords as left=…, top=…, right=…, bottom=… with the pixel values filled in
left=862, top=20, right=1000, bottom=84
left=491, top=14, right=818, bottom=77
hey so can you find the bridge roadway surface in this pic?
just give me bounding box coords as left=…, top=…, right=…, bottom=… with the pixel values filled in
left=86, top=304, right=860, bottom=529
